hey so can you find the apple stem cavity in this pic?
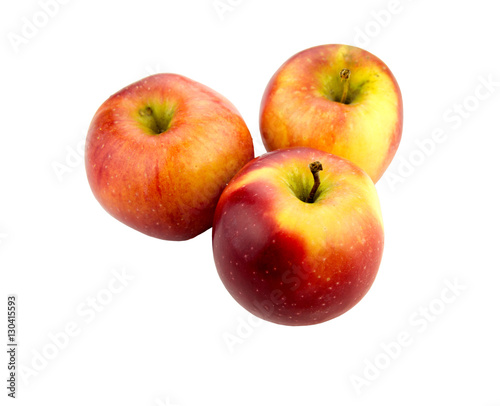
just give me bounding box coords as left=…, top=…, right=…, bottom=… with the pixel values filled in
left=139, top=106, right=170, bottom=135
left=339, top=68, right=351, bottom=104
left=306, top=161, right=323, bottom=203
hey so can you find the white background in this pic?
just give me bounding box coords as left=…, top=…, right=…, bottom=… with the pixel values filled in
left=1, top=0, right=500, bottom=405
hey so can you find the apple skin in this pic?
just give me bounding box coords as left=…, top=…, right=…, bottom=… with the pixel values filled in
left=212, top=147, right=384, bottom=326
left=260, top=44, right=403, bottom=183
left=85, top=73, right=254, bottom=241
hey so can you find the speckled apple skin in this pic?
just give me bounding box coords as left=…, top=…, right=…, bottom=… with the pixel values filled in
left=86, top=73, right=254, bottom=240
left=213, top=147, right=384, bottom=326
left=260, top=44, right=403, bottom=183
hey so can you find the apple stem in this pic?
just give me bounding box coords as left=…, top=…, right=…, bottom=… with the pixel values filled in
left=339, top=68, right=351, bottom=104
left=140, top=107, right=153, bottom=116
left=306, top=161, right=323, bottom=203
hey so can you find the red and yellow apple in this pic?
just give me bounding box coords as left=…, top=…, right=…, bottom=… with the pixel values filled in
left=85, top=73, right=254, bottom=240
left=260, top=44, right=403, bottom=183
left=212, top=147, right=384, bottom=326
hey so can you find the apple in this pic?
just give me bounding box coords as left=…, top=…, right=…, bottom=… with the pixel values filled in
left=260, top=44, right=403, bottom=183
left=85, top=73, right=254, bottom=241
left=212, top=147, right=384, bottom=326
